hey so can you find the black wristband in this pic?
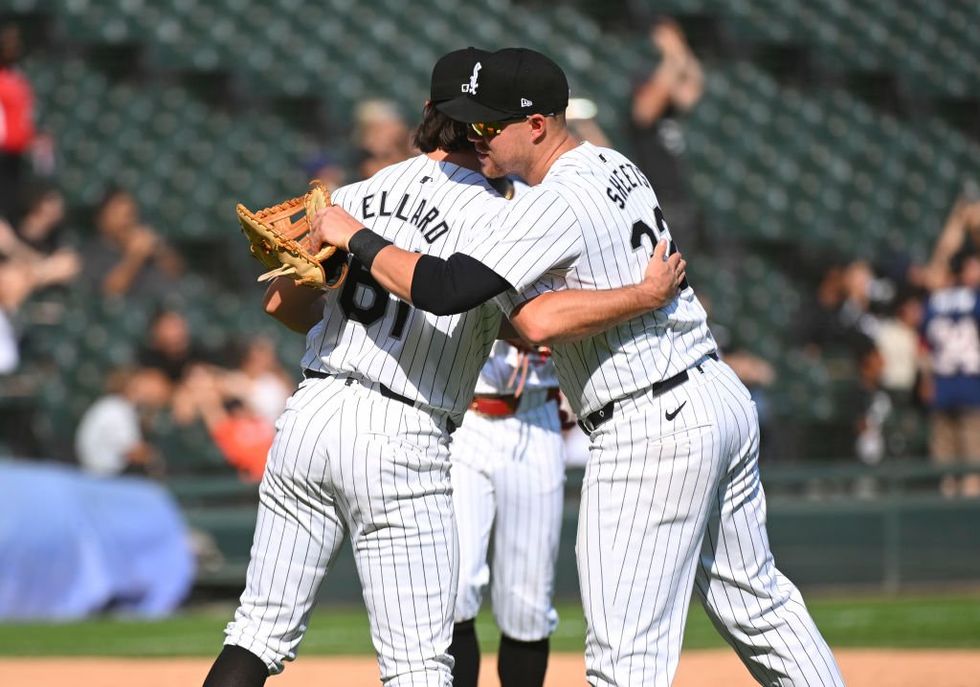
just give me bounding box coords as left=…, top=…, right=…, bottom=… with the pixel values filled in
left=348, top=228, right=393, bottom=270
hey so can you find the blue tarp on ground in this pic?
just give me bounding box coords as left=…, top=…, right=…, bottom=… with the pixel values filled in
left=0, top=459, right=194, bottom=620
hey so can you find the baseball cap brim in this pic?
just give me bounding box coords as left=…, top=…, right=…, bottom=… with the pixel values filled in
left=435, top=95, right=515, bottom=124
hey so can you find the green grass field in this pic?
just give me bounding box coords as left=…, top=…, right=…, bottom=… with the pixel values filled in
left=1, top=594, right=978, bottom=657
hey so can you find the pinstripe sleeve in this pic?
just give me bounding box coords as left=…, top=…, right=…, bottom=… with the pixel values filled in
left=493, top=274, right=565, bottom=317
left=458, top=188, right=582, bottom=293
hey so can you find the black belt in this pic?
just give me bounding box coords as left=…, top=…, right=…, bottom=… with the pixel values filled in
left=577, top=352, right=718, bottom=434
left=303, top=369, right=456, bottom=433
left=304, top=369, right=416, bottom=405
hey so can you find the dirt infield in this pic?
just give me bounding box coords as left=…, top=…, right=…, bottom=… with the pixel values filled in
left=4, top=649, right=979, bottom=686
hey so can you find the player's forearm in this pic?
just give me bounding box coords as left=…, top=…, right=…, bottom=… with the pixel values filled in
left=511, top=240, right=682, bottom=345
left=263, top=277, right=324, bottom=334
left=510, top=285, right=656, bottom=346
left=347, top=228, right=511, bottom=315
left=315, top=210, right=512, bottom=314
left=497, top=317, right=521, bottom=342
left=342, top=227, right=418, bottom=303
left=367, top=244, right=420, bottom=303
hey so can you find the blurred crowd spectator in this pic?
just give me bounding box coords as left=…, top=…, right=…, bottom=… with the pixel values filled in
left=629, top=18, right=706, bottom=250
left=0, top=263, right=28, bottom=373
left=74, top=366, right=169, bottom=477
left=223, top=337, right=293, bottom=426
left=81, top=188, right=183, bottom=301
left=197, top=392, right=275, bottom=483
left=302, top=150, right=348, bottom=193
left=0, top=23, right=35, bottom=221
left=131, top=312, right=288, bottom=480
left=352, top=99, right=415, bottom=180
left=0, top=12, right=976, bottom=503
left=921, top=248, right=980, bottom=497
left=793, top=189, right=980, bottom=496
left=139, top=309, right=211, bottom=387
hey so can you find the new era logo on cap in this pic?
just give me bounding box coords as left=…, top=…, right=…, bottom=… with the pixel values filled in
left=436, top=47, right=569, bottom=123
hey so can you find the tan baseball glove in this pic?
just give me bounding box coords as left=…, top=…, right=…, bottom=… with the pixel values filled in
left=236, top=180, right=348, bottom=289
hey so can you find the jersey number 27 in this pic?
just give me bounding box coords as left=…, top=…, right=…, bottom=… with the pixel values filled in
left=631, top=205, right=689, bottom=290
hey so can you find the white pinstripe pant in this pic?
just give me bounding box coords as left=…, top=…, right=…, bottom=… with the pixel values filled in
left=450, top=391, right=565, bottom=640
left=223, top=376, right=458, bottom=686
left=579, top=358, right=844, bottom=686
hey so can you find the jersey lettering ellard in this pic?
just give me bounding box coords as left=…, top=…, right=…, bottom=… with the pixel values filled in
left=301, top=155, right=507, bottom=417
left=466, top=142, right=717, bottom=416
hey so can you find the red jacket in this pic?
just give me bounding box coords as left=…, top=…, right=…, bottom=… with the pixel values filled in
left=0, top=67, right=35, bottom=154
left=210, top=415, right=275, bottom=482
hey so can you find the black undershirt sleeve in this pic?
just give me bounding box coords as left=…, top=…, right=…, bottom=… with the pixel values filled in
left=410, top=253, right=513, bottom=315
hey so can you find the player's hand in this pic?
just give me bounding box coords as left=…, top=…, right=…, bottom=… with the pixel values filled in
left=310, top=206, right=364, bottom=253
left=640, top=239, right=686, bottom=309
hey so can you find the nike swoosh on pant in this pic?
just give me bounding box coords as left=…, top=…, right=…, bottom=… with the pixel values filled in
left=665, top=401, right=687, bottom=421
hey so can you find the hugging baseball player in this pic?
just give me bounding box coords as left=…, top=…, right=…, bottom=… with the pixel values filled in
left=450, top=339, right=565, bottom=687
left=204, top=49, right=682, bottom=687
left=313, top=48, right=845, bottom=687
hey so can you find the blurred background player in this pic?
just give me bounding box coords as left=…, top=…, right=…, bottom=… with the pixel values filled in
left=449, top=341, right=565, bottom=687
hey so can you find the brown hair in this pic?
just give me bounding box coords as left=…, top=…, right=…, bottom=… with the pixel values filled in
left=412, top=103, right=473, bottom=153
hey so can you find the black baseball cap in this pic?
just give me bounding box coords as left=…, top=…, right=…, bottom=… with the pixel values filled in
left=436, top=47, right=569, bottom=123
left=429, top=47, right=488, bottom=104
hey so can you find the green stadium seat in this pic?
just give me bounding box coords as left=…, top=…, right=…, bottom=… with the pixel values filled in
left=13, top=0, right=980, bottom=443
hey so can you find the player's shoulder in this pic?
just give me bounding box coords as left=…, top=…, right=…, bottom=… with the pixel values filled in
left=332, top=155, right=430, bottom=204
left=549, top=142, right=648, bottom=186
left=510, top=177, right=531, bottom=198
left=493, top=183, right=578, bottom=231
left=428, top=162, right=511, bottom=225
left=550, top=142, right=626, bottom=172
left=435, top=160, right=510, bottom=206
left=508, top=179, right=571, bottom=207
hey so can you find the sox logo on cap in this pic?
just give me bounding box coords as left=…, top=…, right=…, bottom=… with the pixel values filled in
left=462, top=62, right=482, bottom=94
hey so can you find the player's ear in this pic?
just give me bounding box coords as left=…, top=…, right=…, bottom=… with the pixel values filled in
left=527, top=114, right=549, bottom=143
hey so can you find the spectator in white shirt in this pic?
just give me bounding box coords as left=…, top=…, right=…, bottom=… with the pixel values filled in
left=75, top=367, right=170, bottom=476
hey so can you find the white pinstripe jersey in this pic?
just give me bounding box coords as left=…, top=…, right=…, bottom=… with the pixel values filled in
left=467, top=142, right=717, bottom=416
left=473, top=341, right=559, bottom=395
left=473, top=179, right=559, bottom=397
left=301, top=154, right=507, bottom=417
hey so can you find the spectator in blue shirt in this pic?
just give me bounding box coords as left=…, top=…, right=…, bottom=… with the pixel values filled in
left=921, top=250, right=980, bottom=497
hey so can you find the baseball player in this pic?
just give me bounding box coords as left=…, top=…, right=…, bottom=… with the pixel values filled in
left=313, top=48, right=844, bottom=686
left=450, top=340, right=565, bottom=687
left=204, top=49, right=685, bottom=687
